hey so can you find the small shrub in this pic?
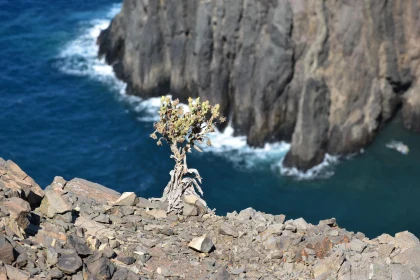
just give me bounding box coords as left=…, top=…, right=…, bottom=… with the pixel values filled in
left=150, top=96, right=226, bottom=213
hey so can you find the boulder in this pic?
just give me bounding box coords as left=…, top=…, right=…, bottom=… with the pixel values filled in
left=39, top=187, right=72, bottom=218
left=136, top=197, right=154, bottom=208
left=350, top=239, right=367, bottom=253
left=56, top=250, right=83, bottom=274
left=4, top=265, right=30, bottom=280
left=113, top=192, right=137, bottom=206
left=0, top=235, right=16, bottom=264
left=183, top=203, right=198, bottom=216
left=65, top=178, right=120, bottom=205
left=188, top=235, right=214, bottom=253
left=67, top=235, right=92, bottom=256
left=3, top=197, right=31, bottom=229
left=86, top=257, right=115, bottom=279
left=183, top=194, right=199, bottom=205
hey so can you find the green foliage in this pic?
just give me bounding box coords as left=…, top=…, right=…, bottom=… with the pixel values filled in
left=150, top=96, right=226, bottom=158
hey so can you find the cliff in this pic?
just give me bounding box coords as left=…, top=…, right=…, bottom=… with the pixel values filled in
left=97, top=0, right=420, bottom=171
left=2, top=158, right=420, bottom=279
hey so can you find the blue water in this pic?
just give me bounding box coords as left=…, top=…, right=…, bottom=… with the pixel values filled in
left=1, top=0, right=420, bottom=238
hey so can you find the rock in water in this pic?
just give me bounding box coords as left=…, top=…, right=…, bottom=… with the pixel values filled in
left=188, top=235, right=214, bottom=253
left=113, top=192, right=137, bottom=206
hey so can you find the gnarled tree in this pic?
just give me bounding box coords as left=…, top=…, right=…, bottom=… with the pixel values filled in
left=151, top=96, right=225, bottom=214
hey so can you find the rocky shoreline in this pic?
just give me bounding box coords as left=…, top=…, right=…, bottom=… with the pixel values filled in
left=1, top=158, right=420, bottom=279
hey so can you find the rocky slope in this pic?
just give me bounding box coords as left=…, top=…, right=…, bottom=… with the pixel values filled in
left=2, top=158, right=420, bottom=279
left=97, top=0, right=420, bottom=171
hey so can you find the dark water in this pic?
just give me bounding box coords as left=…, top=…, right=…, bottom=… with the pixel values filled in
left=1, top=0, right=420, bottom=238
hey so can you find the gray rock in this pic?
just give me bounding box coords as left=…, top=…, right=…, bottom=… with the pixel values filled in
left=5, top=264, right=30, bottom=280
left=94, top=214, right=111, bottom=224
left=117, top=255, right=136, bottom=265
left=57, top=250, right=83, bottom=274
left=114, top=192, right=137, bottom=206
left=188, top=235, right=214, bottom=253
left=3, top=197, right=31, bottom=229
left=86, top=257, right=115, bottom=279
left=49, top=267, right=64, bottom=279
left=39, top=187, right=72, bottom=218
left=350, top=239, right=367, bottom=253
left=46, top=247, right=59, bottom=267
left=274, top=214, right=286, bottom=224
left=219, top=223, right=239, bottom=238
left=136, top=197, right=154, bottom=209
left=119, top=206, right=135, bottom=216
left=236, top=208, right=256, bottom=221
left=67, top=235, right=92, bottom=256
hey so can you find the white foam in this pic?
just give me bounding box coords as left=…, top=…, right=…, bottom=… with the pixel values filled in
left=55, top=4, right=126, bottom=94
left=56, top=3, right=337, bottom=180
left=278, top=154, right=339, bottom=180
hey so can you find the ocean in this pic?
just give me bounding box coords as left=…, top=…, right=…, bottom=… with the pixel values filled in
left=1, top=0, right=420, bottom=238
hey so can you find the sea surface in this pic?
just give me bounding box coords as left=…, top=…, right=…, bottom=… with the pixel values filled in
left=1, top=0, right=420, bottom=238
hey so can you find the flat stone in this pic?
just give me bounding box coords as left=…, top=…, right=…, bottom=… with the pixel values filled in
left=57, top=251, right=83, bottom=274
left=219, top=223, right=239, bottom=238
left=139, top=238, right=157, bottom=248
left=188, top=235, right=214, bottom=253
left=114, top=192, right=137, bottom=206
left=65, top=178, right=120, bottom=204
left=117, top=255, right=136, bottom=265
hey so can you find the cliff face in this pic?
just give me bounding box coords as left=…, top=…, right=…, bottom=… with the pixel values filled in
left=98, top=0, right=420, bottom=171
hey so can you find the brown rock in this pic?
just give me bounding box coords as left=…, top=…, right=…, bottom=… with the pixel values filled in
left=3, top=197, right=31, bottom=229
left=65, top=178, right=120, bottom=205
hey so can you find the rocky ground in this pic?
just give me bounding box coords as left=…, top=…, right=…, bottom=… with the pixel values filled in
left=0, top=158, right=420, bottom=279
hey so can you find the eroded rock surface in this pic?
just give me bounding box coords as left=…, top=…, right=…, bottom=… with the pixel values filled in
left=98, top=0, right=420, bottom=170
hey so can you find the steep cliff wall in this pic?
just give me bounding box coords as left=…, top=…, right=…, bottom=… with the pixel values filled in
left=98, top=0, right=420, bottom=171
